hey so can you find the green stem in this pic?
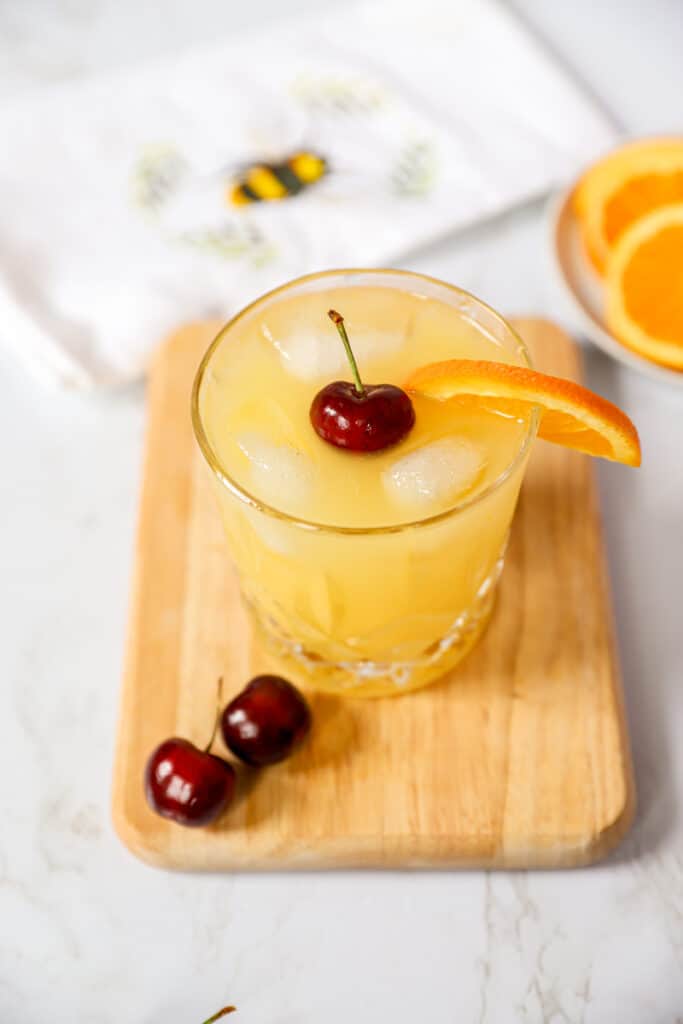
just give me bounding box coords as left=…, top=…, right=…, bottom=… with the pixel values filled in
left=203, top=676, right=224, bottom=754
left=201, top=1007, right=236, bottom=1024
left=328, top=309, right=364, bottom=395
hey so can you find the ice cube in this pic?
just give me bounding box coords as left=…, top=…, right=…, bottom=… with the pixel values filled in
left=383, top=438, right=485, bottom=509
left=237, top=432, right=313, bottom=516
left=243, top=506, right=294, bottom=556
left=262, top=322, right=402, bottom=380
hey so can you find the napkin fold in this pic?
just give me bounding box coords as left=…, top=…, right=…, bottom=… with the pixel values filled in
left=0, top=0, right=616, bottom=387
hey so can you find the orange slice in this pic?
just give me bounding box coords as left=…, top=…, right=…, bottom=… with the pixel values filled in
left=405, top=361, right=641, bottom=466
left=574, top=137, right=683, bottom=274
left=605, top=202, right=683, bottom=370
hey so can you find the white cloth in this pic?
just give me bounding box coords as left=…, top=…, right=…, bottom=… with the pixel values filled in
left=0, top=0, right=616, bottom=388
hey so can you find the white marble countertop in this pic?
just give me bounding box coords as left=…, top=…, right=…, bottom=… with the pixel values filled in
left=2, top=2, right=682, bottom=1021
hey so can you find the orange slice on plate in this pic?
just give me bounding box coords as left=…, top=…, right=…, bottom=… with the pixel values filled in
left=605, top=202, right=683, bottom=370
left=574, top=137, right=683, bottom=274
left=405, top=361, right=641, bottom=466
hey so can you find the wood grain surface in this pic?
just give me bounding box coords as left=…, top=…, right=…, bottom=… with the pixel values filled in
left=112, top=318, right=635, bottom=870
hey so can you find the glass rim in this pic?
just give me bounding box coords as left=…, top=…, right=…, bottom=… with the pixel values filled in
left=191, top=268, right=539, bottom=536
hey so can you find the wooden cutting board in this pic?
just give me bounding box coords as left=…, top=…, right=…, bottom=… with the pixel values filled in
left=113, top=318, right=635, bottom=870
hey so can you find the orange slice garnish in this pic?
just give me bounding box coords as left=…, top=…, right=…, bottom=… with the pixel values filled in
left=405, top=361, right=641, bottom=467
left=574, top=137, right=683, bottom=275
left=605, top=202, right=683, bottom=370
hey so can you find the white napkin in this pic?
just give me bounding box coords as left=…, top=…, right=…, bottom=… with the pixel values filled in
left=0, top=0, right=616, bottom=388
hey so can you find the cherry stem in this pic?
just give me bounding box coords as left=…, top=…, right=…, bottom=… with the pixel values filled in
left=201, top=1008, right=236, bottom=1023
left=328, top=309, right=364, bottom=396
left=204, top=676, right=224, bottom=754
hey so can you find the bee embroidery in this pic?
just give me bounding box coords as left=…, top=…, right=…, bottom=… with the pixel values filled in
left=130, top=72, right=438, bottom=269
left=228, top=151, right=328, bottom=206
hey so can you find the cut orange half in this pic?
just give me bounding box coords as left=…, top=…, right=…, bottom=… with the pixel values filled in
left=574, top=137, right=683, bottom=274
left=405, top=361, right=641, bottom=467
left=606, top=202, right=683, bottom=370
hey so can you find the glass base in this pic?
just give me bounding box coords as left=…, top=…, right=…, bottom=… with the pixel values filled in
left=247, top=554, right=504, bottom=699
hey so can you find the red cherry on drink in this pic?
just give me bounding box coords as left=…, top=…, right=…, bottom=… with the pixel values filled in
left=145, top=738, right=236, bottom=827
left=310, top=310, right=415, bottom=453
left=311, top=380, right=415, bottom=452
left=221, top=675, right=312, bottom=766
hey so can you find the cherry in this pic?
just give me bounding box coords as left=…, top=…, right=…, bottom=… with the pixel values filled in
left=144, top=681, right=236, bottom=827
left=145, top=739, right=235, bottom=827
left=221, top=675, right=312, bottom=766
left=310, top=310, right=415, bottom=452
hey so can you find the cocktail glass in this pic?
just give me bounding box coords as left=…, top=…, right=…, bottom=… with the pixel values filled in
left=192, top=270, right=537, bottom=697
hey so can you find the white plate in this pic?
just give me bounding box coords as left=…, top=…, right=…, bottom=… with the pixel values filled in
left=547, top=186, right=683, bottom=390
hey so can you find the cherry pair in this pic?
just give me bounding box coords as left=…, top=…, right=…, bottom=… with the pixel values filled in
left=145, top=675, right=311, bottom=827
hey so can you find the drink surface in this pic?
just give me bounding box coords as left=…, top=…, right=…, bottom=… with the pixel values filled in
left=199, top=285, right=529, bottom=528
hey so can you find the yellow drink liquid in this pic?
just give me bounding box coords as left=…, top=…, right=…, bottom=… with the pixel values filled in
left=194, top=271, right=535, bottom=697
